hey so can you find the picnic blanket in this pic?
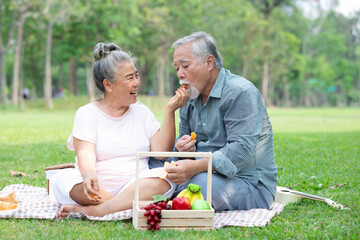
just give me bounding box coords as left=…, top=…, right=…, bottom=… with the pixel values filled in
left=0, top=184, right=285, bottom=228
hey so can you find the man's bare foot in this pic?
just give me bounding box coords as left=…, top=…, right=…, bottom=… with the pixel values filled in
left=59, top=204, right=102, bottom=219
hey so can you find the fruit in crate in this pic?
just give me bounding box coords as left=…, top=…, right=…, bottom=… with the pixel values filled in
left=142, top=195, right=171, bottom=231
left=176, top=183, right=204, bottom=205
left=191, top=199, right=211, bottom=210
left=172, top=197, right=191, bottom=210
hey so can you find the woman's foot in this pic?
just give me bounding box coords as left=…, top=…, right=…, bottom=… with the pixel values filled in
left=59, top=204, right=101, bottom=219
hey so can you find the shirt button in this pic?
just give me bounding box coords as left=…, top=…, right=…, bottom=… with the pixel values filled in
left=203, top=122, right=206, bottom=126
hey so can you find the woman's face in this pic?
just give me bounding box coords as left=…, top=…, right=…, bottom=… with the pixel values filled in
left=110, top=61, right=140, bottom=106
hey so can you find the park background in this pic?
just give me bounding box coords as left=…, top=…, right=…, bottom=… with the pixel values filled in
left=1, top=0, right=360, bottom=239
left=0, top=0, right=360, bottom=108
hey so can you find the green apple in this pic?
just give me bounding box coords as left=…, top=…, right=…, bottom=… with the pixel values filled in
left=191, top=199, right=211, bottom=210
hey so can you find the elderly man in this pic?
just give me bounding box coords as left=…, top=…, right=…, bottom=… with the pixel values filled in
left=151, top=31, right=277, bottom=211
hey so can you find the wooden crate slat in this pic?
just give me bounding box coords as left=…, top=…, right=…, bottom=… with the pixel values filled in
left=137, top=218, right=214, bottom=227
left=136, top=226, right=213, bottom=231
left=137, top=210, right=214, bottom=218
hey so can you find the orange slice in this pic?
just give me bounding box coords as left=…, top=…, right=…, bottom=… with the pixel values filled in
left=191, top=132, right=196, bottom=140
left=89, top=193, right=100, bottom=200
left=0, top=200, right=18, bottom=211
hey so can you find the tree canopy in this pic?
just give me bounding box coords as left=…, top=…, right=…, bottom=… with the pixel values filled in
left=1, top=0, right=359, bottom=107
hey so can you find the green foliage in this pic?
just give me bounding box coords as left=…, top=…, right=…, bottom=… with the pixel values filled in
left=0, top=96, right=359, bottom=238
left=0, top=0, right=359, bottom=106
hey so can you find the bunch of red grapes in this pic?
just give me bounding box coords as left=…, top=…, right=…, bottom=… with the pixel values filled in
left=142, top=199, right=171, bottom=231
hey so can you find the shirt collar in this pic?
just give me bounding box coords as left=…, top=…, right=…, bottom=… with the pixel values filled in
left=209, top=68, right=226, bottom=99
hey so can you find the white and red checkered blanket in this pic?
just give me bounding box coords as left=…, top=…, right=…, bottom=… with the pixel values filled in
left=0, top=184, right=285, bottom=228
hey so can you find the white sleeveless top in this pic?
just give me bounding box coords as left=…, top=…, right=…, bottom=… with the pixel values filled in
left=66, top=102, right=160, bottom=193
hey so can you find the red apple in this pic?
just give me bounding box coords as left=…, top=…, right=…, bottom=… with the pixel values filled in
left=171, top=197, right=191, bottom=210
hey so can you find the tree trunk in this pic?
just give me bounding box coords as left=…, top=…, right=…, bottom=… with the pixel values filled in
left=74, top=67, right=79, bottom=96
left=261, top=61, right=270, bottom=105
left=0, top=1, right=16, bottom=105
left=241, top=56, right=249, bottom=78
left=165, top=62, right=172, bottom=96
left=301, top=72, right=311, bottom=106
left=0, top=51, right=8, bottom=104
left=68, top=57, right=75, bottom=95
left=138, top=59, right=150, bottom=95
left=58, top=63, right=64, bottom=88
left=283, top=79, right=291, bottom=107
left=156, top=58, right=165, bottom=97
left=156, top=49, right=166, bottom=97
left=19, top=41, right=25, bottom=110
left=261, top=10, right=271, bottom=106
left=85, top=62, right=95, bottom=102
left=11, top=12, right=25, bottom=106
left=305, top=88, right=311, bottom=106
left=44, top=21, right=54, bottom=109
left=299, top=77, right=305, bottom=106
left=336, top=85, right=343, bottom=107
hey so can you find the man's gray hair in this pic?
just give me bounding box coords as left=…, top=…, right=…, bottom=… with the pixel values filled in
left=172, top=31, right=223, bottom=69
left=92, top=43, right=135, bottom=93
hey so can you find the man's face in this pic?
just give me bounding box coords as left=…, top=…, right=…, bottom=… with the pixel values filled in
left=173, top=43, right=209, bottom=99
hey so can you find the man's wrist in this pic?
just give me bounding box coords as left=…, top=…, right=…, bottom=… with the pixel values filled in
left=193, top=158, right=209, bottom=174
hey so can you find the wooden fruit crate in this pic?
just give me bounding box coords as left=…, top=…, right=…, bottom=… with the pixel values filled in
left=133, top=151, right=214, bottom=230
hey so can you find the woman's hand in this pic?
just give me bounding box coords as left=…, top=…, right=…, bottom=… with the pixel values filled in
left=175, top=135, right=196, bottom=152
left=82, top=173, right=101, bottom=202
left=166, top=87, right=190, bottom=112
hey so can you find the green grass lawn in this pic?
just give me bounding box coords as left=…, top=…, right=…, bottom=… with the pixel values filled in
left=0, top=96, right=359, bottom=239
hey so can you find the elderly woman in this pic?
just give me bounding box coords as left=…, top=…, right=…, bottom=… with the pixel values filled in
left=50, top=43, right=189, bottom=217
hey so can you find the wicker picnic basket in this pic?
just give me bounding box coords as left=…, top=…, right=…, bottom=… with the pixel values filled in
left=132, top=151, right=214, bottom=230
left=44, top=163, right=75, bottom=194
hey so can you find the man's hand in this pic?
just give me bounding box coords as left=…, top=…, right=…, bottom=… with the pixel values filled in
left=165, top=160, right=195, bottom=184
left=175, top=135, right=196, bottom=152
left=165, top=158, right=208, bottom=185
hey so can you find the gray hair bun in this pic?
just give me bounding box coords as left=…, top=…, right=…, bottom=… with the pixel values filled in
left=92, top=42, right=135, bottom=97
left=93, top=43, right=122, bottom=61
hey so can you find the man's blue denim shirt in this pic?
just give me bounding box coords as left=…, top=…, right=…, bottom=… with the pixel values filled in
left=177, top=68, right=278, bottom=196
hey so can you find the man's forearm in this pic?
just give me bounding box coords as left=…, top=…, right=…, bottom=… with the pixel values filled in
left=191, top=157, right=212, bottom=176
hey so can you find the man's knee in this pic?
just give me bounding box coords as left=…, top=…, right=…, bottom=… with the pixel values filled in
left=187, top=173, right=252, bottom=211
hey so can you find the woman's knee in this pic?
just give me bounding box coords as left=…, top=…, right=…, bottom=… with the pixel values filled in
left=140, top=178, right=170, bottom=195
